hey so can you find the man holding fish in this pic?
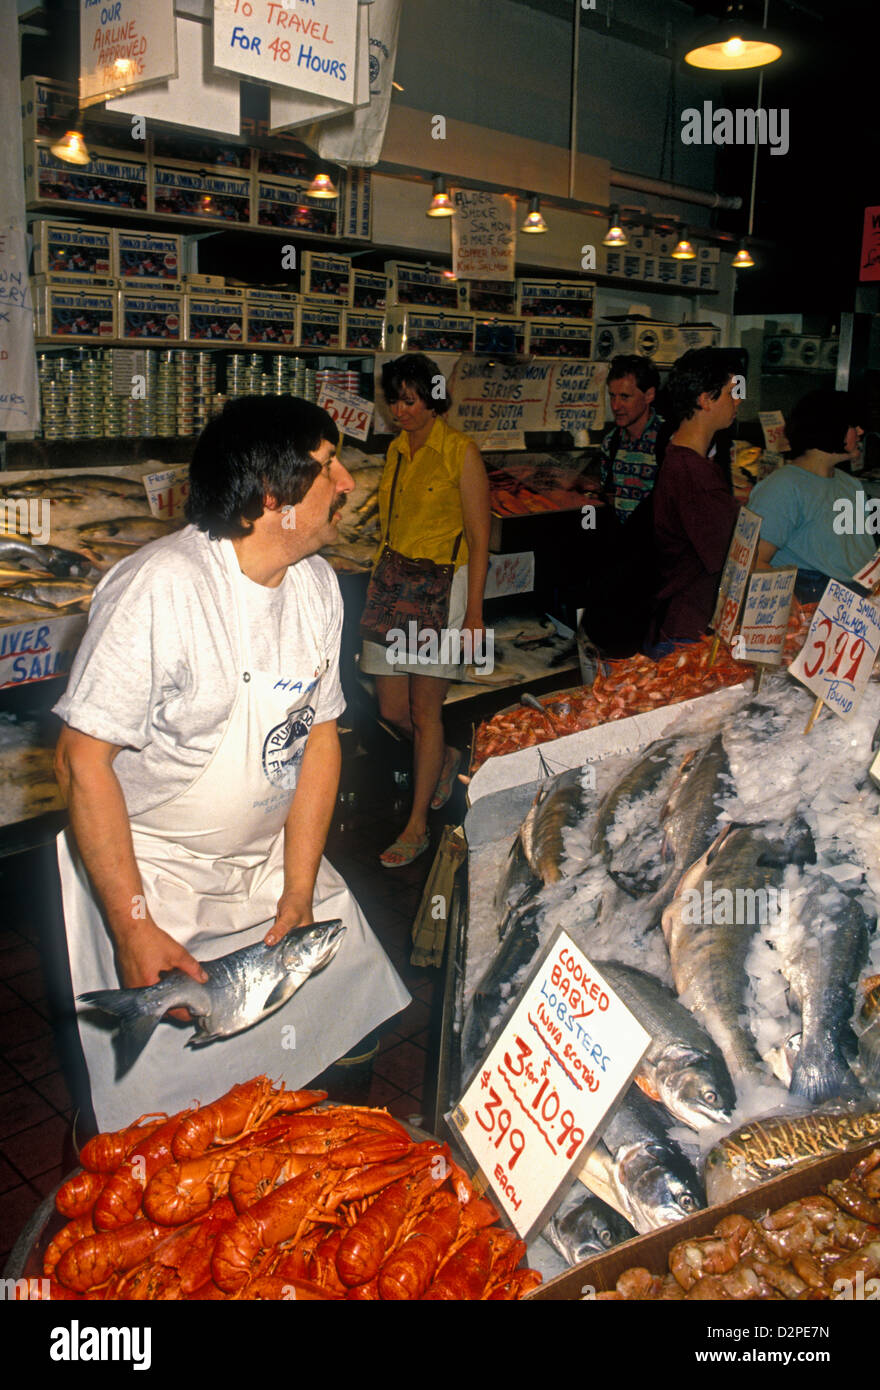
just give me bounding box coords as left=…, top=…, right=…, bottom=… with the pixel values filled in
left=52, top=397, right=410, bottom=1130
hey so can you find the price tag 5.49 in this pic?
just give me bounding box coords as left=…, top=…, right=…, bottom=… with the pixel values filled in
left=317, top=386, right=374, bottom=443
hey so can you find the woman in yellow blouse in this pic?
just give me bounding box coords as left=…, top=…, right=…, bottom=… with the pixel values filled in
left=361, top=353, right=490, bottom=867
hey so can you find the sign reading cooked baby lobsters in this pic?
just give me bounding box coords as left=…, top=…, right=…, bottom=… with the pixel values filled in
left=448, top=930, right=649, bottom=1238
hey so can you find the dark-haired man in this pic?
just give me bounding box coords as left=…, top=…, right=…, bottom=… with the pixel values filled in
left=597, top=355, right=667, bottom=519
left=649, top=348, right=741, bottom=652
left=53, top=396, right=409, bottom=1129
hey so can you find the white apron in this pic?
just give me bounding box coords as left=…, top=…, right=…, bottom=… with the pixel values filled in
left=59, top=541, right=410, bottom=1131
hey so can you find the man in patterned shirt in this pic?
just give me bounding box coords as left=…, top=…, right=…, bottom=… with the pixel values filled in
left=598, top=355, right=667, bottom=519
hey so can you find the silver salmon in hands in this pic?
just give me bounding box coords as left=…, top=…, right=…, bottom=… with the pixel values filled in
left=781, top=873, right=870, bottom=1104
left=594, top=960, right=736, bottom=1129
left=79, top=921, right=346, bottom=1078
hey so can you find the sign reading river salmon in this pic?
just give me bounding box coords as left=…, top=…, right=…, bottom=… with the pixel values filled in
left=448, top=930, right=649, bottom=1239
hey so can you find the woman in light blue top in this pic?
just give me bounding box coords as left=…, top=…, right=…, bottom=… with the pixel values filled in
left=749, top=389, right=872, bottom=603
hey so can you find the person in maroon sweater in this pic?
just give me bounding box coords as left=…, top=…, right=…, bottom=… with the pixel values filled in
left=648, top=349, right=742, bottom=654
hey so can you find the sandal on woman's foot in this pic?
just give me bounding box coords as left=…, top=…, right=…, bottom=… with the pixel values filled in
left=430, top=749, right=462, bottom=811
left=379, top=832, right=430, bottom=869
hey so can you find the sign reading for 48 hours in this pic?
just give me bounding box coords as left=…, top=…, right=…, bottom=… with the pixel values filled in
left=213, top=0, right=359, bottom=104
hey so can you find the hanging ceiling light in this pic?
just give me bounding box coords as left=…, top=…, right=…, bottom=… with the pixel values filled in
left=685, top=2, right=782, bottom=71
left=520, top=195, right=547, bottom=234
left=426, top=175, right=454, bottom=218
left=307, top=171, right=337, bottom=199
left=671, top=226, right=696, bottom=260
left=603, top=206, right=628, bottom=247
left=50, top=124, right=91, bottom=166
left=732, top=242, right=755, bottom=268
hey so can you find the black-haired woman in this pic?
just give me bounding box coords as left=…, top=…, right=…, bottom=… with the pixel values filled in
left=749, top=389, right=870, bottom=603
left=361, top=354, right=490, bottom=868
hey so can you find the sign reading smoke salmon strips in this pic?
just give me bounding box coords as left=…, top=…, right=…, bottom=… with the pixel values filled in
left=736, top=566, right=797, bottom=665
left=317, top=386, right=373, bottom=442
left=789, top=579, right=880, bottom=720
left=711, top=506, right=762, bottom=645
left=143, top=465, right=190, bottom=520
left=212, top=0, right=359, bottom=105
left=448, top=931, right=650, bottom=1238
left=80, top=0, right=177, bottom=108
left=854, top=548, right=880, bottom=594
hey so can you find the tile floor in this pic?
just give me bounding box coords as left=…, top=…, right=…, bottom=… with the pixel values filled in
left=0, top=745, right=463, bottom=1267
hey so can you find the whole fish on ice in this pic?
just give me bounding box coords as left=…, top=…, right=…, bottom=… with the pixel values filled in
left=704, top=1107, right=880, bottom=1204
left=594, top=959, right=736, bottom=1129
left=520, top=765, right=597, bottom=884
left=595, top=1083, right=705, bottom=1233
left=79, top=921, right=346, bottom=1078
left=543, top=1184, right=636, bottom=1266
left=592, top=737, right=694, bottom=897
left=648, top=731, right=731, bottom=915
left=780, top=872, right=870, bottom=1103
left=461, top=887, right=544, bottom=1083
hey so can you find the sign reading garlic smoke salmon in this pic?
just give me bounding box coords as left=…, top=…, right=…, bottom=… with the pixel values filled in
left=789, top=579, right=880, bottom=721
left=448, top=930, right=650, bottom=1239
left=80, top=0, right=177, bottom=108
left=212, top=0, right=359, bottom=105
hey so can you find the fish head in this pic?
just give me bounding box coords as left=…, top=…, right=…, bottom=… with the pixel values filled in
left=279, top=919, right=346, bottom=974
left=620, top=1140, right=705, bottom=1230
left=657, top=1047, right=737, bottom=1130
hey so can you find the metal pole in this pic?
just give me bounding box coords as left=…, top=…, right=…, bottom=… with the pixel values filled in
left=569, top=0, right=580, bottom=200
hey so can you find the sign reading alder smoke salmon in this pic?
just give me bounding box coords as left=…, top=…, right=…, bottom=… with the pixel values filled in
left=213, top=0, right=359, bottom=105
left=711, top=506, right=761, bottom=646
left=448, top=929, right=649, bottom=1239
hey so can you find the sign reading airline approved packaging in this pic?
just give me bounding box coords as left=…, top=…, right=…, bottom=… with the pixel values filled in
left=448, top=930, right=650, bottom=1238
left=80, top=0, right=178, bottom=108
left=213, top=0, right=359, bottom=105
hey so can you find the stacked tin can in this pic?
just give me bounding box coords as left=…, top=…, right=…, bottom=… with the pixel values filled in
left=288, top=357, right=307, bottom=398
left=192, top=352, right=216, bottom=433
left=175, top=351, right=195, bottom=436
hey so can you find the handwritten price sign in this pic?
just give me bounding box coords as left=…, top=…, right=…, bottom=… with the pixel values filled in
left=736, top=566, right=797, bottom=665
left=143, top=466, right=190, bottom=520
left=854, top=548, right=880, bottom=595
left=449, top=931, right=649, bottom=1238
left=711, top=506, right=762, bottom=645
left=317, top=386, right=373, bottom=442
left=789, top=579, right=880, bottom=720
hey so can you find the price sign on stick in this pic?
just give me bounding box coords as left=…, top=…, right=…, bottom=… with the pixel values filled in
left=448, top=931, right=650, bottom=1238
left=854, top=549, right=880, bottom=595
left=789, top=579, right=880, bottom=728
left=143, top=466, right=190, bottom=520
left=317, top=387, right=374, bottom=443
left=758, top=410, right=789, bottom=454
left=710, top=506, right=762, bottom=653
left=736, top=567, right=797, bottom=666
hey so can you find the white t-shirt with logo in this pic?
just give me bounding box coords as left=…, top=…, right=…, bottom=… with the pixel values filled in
left=54, top=526, right=345, bottom=817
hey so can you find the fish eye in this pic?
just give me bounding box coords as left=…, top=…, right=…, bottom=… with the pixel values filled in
left=702, top=1089, right=718, bottom=1104
left=680, top=1194, right=698, bottom=1212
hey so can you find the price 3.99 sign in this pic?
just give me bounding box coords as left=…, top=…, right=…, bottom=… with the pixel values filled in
left=789, top=578, right=880, bottom=719
left=448, top=931, right=649, bottom=1238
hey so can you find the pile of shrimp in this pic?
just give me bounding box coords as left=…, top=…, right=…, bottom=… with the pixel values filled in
left=596, top=1146, right=880, bottom=1301
left=472, top=603, right=815, bottom=771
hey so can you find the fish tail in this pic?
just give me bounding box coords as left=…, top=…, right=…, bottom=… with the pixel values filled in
left=789, top=1047, right=859, bottom=1105
left=78, top=989, right=161, bottom=1079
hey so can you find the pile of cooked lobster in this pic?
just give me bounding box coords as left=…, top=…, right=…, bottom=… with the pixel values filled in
left=38, top=1076, right=542, bottom=1301
left=595, top=1147, right=880, bottom=1301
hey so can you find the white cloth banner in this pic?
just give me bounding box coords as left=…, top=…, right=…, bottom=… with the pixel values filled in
left=309, top=0, right=402, bottom=166
left=107, top=15, right=241, bottom=136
